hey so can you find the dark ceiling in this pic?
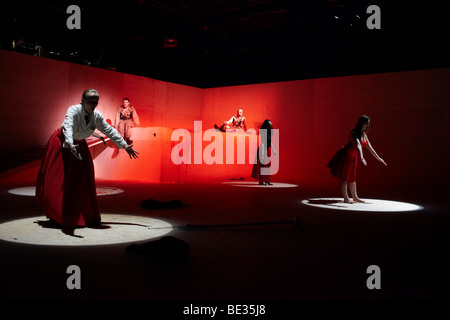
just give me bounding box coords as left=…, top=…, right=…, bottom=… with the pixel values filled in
left=2, top=0, right=450, bottom=88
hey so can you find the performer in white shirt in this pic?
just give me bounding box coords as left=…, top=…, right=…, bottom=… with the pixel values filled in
left=36, top=89, right=139, bottom=232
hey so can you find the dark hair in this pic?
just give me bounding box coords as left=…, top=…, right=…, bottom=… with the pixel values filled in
left=260, top=119, right=273, bottom=146
left=351, top=115, right=370, bottom=141
left=260, top=119, right=273, bottom=131
left=81, top=89, right=98, bottom=101
left=123, top=98, right=130, bottom=101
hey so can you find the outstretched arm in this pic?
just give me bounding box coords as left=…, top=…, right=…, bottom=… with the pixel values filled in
left=366, top=137, right=387, bottom=166
left=92, top=132, right=106, bottom=144
left=355, top=138, right=367, bottom=166
left=96, top=114, right=139, bottom=159
left=62, top=106, right=82, bottom=160
left=270, top=141, right=277, bottom=156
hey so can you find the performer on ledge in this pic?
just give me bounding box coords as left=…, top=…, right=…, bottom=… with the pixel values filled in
left=327, top=115, right=387, bottom=203
left=36, top=89, right=139, bottom=232
left=214, top=108, right=248, bottom=133
left=114, top=97, right=140, bottom=144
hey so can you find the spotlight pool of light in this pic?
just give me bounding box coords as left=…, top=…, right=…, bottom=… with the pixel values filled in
left=222, top=181, right=298, bottom=188
left=7, top=186, right=124, bottom=196
left=0, top=214, right=173, bottom=246
left=301, top=198, right=423, bottom=212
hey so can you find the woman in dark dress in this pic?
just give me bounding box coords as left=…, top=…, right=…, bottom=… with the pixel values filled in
left=252, top=119, right=277, bottom=185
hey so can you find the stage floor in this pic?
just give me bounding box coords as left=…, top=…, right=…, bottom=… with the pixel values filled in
left=1, top=178, right=449, bottom=300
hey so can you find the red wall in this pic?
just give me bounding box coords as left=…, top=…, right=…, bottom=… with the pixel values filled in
left=0, top=50, right=203, bottom=157
left=312, top=71, right=450, bottom=188
left=1, top=49, right=449, bottom=189
left=203, top=70, right=450, bottom=188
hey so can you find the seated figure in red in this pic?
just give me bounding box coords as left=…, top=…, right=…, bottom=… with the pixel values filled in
left=327, top=115, right=387, bottom=203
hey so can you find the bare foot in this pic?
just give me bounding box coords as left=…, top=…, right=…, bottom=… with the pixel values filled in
left=354, top=198, right=365, bottom=203
left=343, top=199, right=356, bottom=204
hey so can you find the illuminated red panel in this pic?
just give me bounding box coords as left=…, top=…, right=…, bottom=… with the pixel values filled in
left=1, top=49, right=449, bottom=189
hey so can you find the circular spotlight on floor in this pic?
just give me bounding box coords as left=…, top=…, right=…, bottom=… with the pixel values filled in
left=7, top=186, right=36, bottom=196
left=0, top=214, right=173, bottom=246
left=222, top=181, right=298, bottom=188
left=95, top=187, right=124, bottom=196
left=301, top=198, right=423, bottom=212
left=7, top=186, right=123, bottom=197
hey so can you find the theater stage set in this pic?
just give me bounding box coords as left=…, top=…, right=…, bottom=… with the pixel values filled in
left=1, top=48, right=449, bottom=301
left=1, top=0, right=450, bottom=301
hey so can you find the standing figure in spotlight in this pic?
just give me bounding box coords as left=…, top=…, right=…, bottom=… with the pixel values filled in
left=214, top=108, right=248, bottom=133
left=327, top=115, right=387, bottom=203
left=36, top=89, right=139, bottom=232
left=114, top=97, right=140, bottom=144
left=252, top=119, right=277, bottom=185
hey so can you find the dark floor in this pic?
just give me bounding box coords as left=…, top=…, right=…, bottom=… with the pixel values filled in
left=1, top=175, right=450, bottom=303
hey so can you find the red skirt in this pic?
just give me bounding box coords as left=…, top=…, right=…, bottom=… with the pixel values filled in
left=251, top=146, right=272, bottom=183
left=36, top=128, right=100, bottom=227
left=327, top=144, right=358, bottom=182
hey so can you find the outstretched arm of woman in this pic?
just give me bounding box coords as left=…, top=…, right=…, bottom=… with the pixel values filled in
left=271, top=141, right=277, bottom=156
left=366, top=137, right=387, bottom=166
left=356, top=139, right=367, bottom=166
left=96, top=113, right=139, bottom=159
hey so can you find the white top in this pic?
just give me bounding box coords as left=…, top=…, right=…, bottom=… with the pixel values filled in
left=61, top=104, right=128, bottom=149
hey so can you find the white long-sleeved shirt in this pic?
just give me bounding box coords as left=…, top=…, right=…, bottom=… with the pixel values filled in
left=61, top=104, right=128, bottom=149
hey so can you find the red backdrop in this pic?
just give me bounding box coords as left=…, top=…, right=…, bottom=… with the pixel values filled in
left=1, top=49, right=449, bottom=189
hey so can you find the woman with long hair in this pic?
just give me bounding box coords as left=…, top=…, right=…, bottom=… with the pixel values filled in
left=327, top=115, right=387, bottom=203
left=252, top=119, right=277, bottom=185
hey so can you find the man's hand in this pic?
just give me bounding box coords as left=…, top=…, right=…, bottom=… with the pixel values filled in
left=125, top=145, right=139, bottom=159
left=70, top=144, right=82, bottom=160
